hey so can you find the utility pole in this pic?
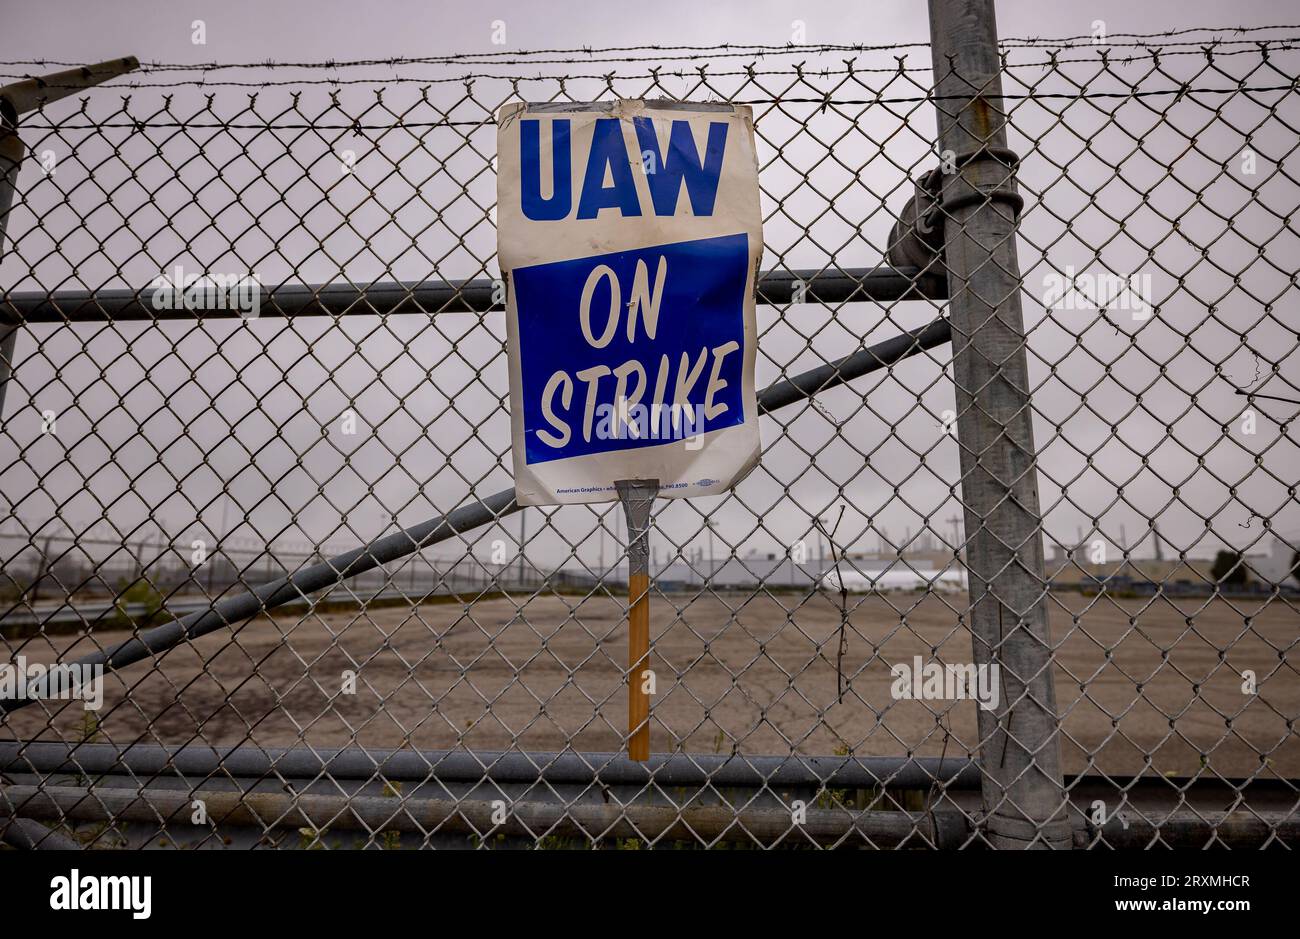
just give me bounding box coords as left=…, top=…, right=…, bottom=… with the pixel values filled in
left=705, top=519, right=718, bottom=587
left=207, top=489, right=233, bottom=595
left=518, top=507, right=526, bottom=587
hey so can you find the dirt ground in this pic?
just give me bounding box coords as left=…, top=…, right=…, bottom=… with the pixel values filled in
left=3, top=590, right=1297, bottom=779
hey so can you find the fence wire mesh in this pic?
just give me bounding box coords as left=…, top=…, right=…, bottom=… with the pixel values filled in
left=0, top=26, right=1297, bottom=849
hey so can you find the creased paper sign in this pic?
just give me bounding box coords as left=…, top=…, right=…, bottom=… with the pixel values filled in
left=497, top=99, right=763, bottom=506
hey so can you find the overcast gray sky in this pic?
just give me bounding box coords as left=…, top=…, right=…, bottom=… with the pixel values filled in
left=0, top=1, right=1297, bottom=583
left=2, top=0, right=1295, bottom=63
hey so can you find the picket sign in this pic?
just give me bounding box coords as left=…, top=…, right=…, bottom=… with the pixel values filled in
left=496, top=99, right=764, bottom=760
left=497, top=99, right=763, bottom=507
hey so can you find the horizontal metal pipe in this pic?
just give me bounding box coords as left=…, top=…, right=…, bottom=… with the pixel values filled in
left=0, top=815, right=81, bottom=850
left=0, top=268, right=946, bottom=324
left=757, top=316, right=951, bottom=413
left=3, top=782, right=1292, bottom=849
left=2, top=580, right=481, bottom=635
left=0, top=784, right=970, bottom=847
left=0, top=318, right=949, bottom=713
left=0, top=487, right=515, bottom=708
left=0, top=742, right=979, bottom=790
left=1076, top=812, right=1300, bottom=850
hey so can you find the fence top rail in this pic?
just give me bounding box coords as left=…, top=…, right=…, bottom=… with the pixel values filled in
left=0, top=268, right=947, bottom=324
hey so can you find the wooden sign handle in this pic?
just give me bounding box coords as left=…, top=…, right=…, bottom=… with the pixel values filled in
left=627, top=569, right=651, bottom=762
left=616, top=479, right=659, bottom=762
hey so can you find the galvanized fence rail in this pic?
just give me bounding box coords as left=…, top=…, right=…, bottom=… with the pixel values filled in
left=1, top=6, right=1298, bottom=849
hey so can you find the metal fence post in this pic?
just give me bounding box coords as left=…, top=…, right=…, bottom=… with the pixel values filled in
left=0, top=58, right=140, bottom=420
left=927, top=0, right=1071, bottom=848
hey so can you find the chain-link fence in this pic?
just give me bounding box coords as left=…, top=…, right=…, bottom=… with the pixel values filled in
left=0, top=14, right=1297, bottom=850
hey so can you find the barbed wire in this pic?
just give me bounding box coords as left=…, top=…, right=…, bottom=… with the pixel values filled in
left=3, top=24, right=1297, bottom=72
left=16, top=51, right=1287, bottom=91
left=2, top=28, right=1298, bottom=91
left=18, top=82, right=1296, bottom=132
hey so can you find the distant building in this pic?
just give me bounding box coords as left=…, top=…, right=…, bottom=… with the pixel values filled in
left=1049, top=540, right=1083, bottom=568
left=1245, top=536, right=1299, bottom=588
left=653, top=556, right=832, bottom=589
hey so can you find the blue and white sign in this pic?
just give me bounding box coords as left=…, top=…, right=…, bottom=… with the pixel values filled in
left=498, top=100, right=763, bottom=505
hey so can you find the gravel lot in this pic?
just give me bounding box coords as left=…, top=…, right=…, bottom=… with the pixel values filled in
left=4, top=590, right=1296, bottom=779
